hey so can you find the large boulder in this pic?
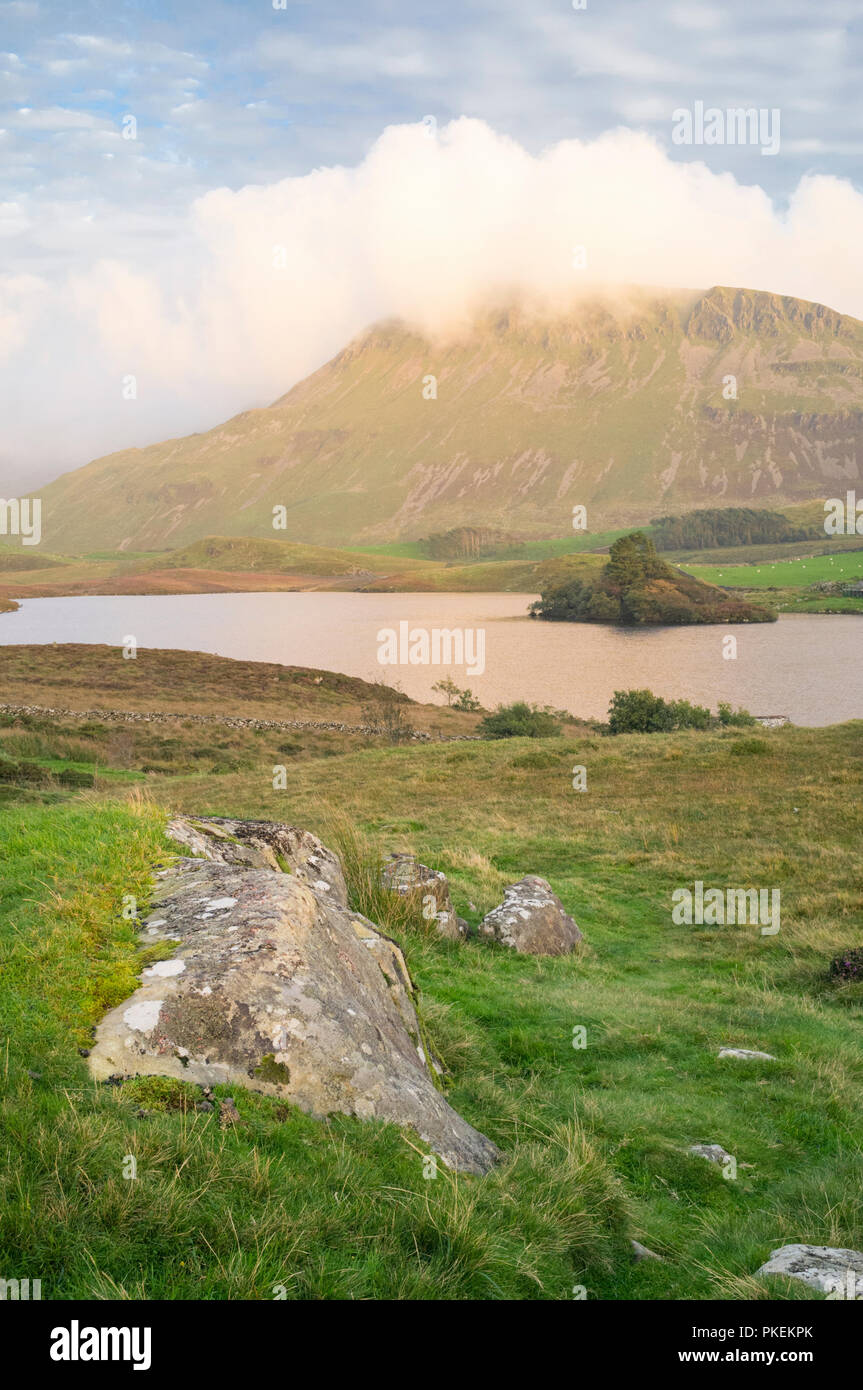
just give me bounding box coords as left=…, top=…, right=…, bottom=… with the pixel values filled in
left=166, top=816, right=348, bottom=908
left=755, top=1244, right=863, bottom=1298
left=478, top=876, right=582, bottom=956
left=380, top=853, right=468, bottom=941
left=89, top=857, right=497, bottom=1174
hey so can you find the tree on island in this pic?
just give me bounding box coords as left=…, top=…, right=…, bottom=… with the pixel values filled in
left=530, top=531, right=775, bottom=626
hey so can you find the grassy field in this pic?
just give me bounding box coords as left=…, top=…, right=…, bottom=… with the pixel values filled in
left=683, top=552, right=863, bottom=616
left=1, top=647, right=862, bottom=1300
left=688, top=552, right=863, bottom=588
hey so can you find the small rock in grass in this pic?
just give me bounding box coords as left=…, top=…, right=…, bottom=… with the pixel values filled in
left=755, top=1244, right=863, bottom=1298
left=718, top=1047, right=776, bottom=1061
left=690, top=1143, right=734, bottom=1166
left=219, top=1098, right=241, bottom=1128
left=380, top=853, right=469, bottom=941
left=631, top=1240, right=663, bottom=1262
left=478, top=876, right=582, bottom=955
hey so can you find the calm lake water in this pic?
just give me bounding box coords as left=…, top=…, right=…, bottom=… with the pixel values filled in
left=1, top=592, right=861, bottom=727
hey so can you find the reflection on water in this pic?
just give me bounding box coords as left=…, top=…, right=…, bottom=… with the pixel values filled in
left=1, top=591, right=860, bottom=727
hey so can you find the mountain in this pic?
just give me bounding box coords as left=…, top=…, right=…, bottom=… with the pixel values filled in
left=33, top=286, right=863, bottom=553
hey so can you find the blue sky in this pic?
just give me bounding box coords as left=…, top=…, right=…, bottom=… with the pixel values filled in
left=4, top=0, right=862, bottom=272
left=2, top=0, right=863, bottom=485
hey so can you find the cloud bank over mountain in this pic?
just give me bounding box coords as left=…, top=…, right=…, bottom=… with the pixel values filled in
left=3, top=117, right=863, bottom=488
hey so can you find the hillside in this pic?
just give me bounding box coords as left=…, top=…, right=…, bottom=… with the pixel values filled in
left=0, top=535, right=542, bottom=599
left=31, top=286, right=863, bottom=553
left=0, top=644, right=487, bottom=736
left=1, top=648, right=862, bottom=1299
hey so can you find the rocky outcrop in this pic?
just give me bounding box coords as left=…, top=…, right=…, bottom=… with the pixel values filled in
left=755, top=1244, right=863, bottom=1298
left=381, top=853, right=468, bottom=941
left=166, top=816, right=348, bottom=907
left=478, top=876, right=582, bottom=956
left=89, top=856, right=498, bottom=1174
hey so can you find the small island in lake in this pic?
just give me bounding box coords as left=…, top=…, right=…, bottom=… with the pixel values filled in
left=529, top=532, right=776, bottom=626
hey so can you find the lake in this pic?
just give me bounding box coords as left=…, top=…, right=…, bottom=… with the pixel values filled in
left=0, top=591, right=860, bottom=727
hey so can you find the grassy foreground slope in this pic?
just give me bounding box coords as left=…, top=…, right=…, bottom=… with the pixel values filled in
left=1, top=654, right=861, bottom=1300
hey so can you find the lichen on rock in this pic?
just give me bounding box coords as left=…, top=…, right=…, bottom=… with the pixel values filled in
left=90, top=849, right=497, bottom=1174
left=478, top=876, right=582, bottom=955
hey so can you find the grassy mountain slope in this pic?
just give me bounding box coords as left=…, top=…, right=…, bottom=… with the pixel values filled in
left=34, top=287, right=863, bottom=553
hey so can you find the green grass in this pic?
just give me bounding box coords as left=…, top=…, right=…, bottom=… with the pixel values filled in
left=686, top=552, right=863, bottom=588
left=0, top=798, right=627, bottom=1300
left=353, top=529, right=636, bottom=563
left=2, top=706, right=862, bottom=1300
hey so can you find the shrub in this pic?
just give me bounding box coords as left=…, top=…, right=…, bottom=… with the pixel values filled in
left=608, top=690, right=676, bottom=733
left=479, top=702, right=562, bottom=739
left=608, top=690, right=713, bottom=734
left=668, top=699, right=712, bottom=731
left=453, top=689, right=481, bottom=712
left=56, top=767, right=96, bottom=788
left=361, top=681, right=415, bottom=744
left=510, top=749, right=558, bottom=770
left=0, top=756, right=50, bottom=784
left=717, top=702, right=757, bottom=727
left=729, top=738, right=770, bottom=757
left=829, top=948, right=863, bottom=982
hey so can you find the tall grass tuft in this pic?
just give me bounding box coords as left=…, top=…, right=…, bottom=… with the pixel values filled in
left=325, top=810, right=440, bottom=939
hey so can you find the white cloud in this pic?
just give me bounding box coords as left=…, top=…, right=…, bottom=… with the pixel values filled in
left=11, top=104, right=113, bottom=130
left=3, top=117, right=863, bottom=486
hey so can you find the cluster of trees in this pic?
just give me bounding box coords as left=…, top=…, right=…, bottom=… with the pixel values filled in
left=530, top=532, right=775, bottom=626
left=421, top=527, right=516, bottom=560
left=650, top=507, right=818, bottom=551
left=607, top=690, right=756, bottom=734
